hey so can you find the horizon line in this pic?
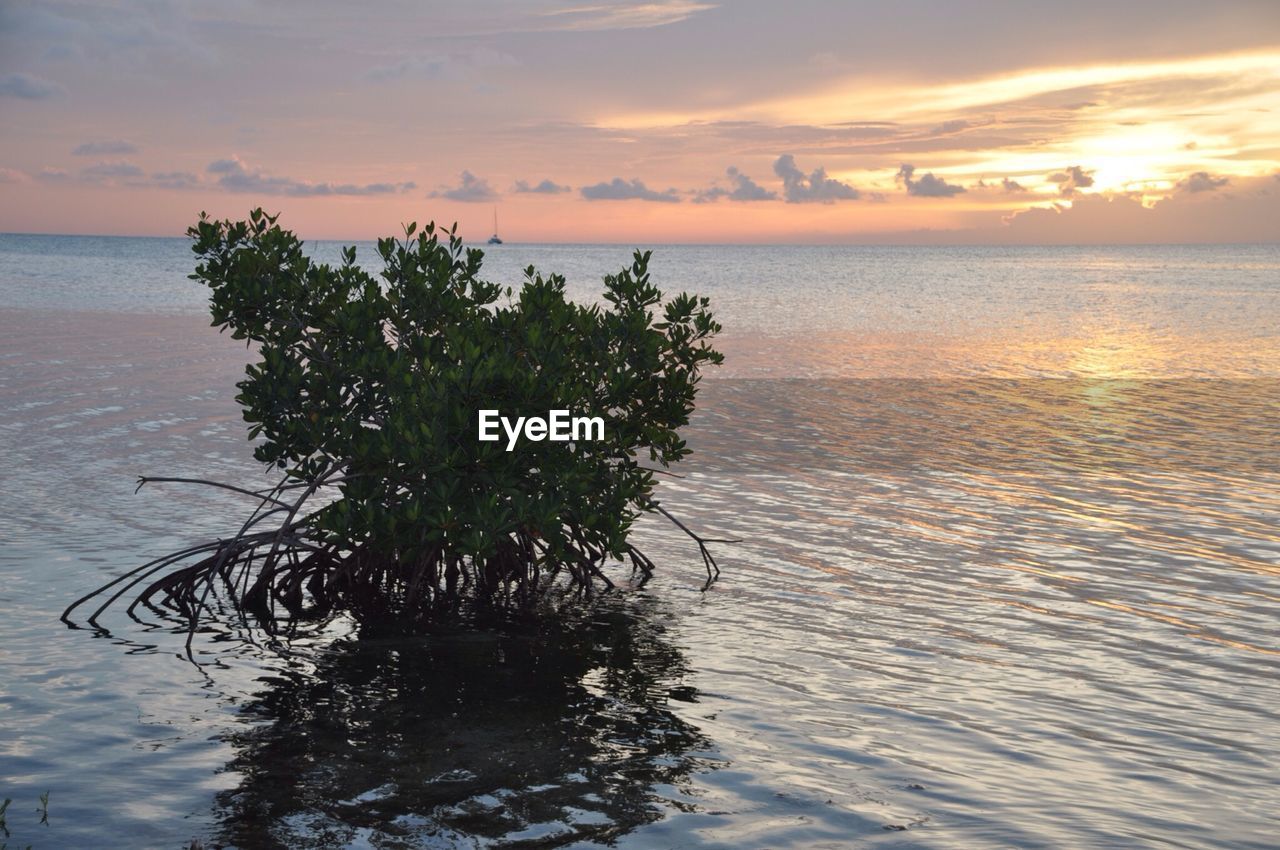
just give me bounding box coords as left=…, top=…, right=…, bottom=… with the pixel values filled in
left=2, top=230, right=1278, bottom=250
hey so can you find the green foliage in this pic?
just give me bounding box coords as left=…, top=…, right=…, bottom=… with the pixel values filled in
left=188, top=209, right=722, bottom=576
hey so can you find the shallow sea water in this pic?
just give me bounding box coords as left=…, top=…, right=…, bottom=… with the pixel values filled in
left=1, top=236, right=1278, bottom=848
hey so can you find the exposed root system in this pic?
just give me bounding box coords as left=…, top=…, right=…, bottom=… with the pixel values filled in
left=61, top=474, right=731, bottom=647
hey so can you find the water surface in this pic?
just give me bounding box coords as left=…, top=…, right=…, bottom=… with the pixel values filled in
left=1, top=237, right=1278, bottom=848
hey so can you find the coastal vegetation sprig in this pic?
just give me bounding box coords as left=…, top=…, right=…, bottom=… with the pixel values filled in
left=0, top=791, right=48, bottom=850
left=63, top=210, right=728, bottom=643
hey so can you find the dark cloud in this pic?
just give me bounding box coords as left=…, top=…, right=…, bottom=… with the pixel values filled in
left=773, top=154, right=861, bottom=203
left=693, top=166, right=777, bottom=203
left=976, top=176, right=1026, bottom=193
left=73, top=140, right=139, bottom=156
left=80, top=160, right=144, bottom=181
left=429, top=170, right=499, bottom=202
left=1177, top=171, right=1230, bottom=193
left=0, top=72, right=64, bottom=99
left=897, top=163, right=967, bottom=197
left=512, top=178, right=571, bottom=194
left=208, top=156, right=415, bottom=197
left=1048, top=165, right=1095, bottom=196
left=0, top=2, right=217, bottom=68
left=580, top=178, right=681, bottom=202
left=930, top=119, right=970, bottom=136
left=205, top=158, right=236, bottom=174
left=35, top=167, right=72, bottom=184
left=150, top=170, right=200, bottom=190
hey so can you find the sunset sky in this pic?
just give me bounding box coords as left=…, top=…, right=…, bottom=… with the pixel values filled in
left=2, top=0, right=1278, bottom=243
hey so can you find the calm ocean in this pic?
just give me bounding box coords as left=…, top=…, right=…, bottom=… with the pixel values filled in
left=1, top=234, right=1278, bottom=848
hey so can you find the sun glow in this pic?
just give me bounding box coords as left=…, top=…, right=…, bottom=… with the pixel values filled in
left=559, top=47, right=1280, bottom=239
left=598, top=49, right=1280, bottom=130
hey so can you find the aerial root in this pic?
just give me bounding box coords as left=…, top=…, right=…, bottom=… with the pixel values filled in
left=63, top=475, right=728, bottom=642
left=650, top=502, right=738, bottom=589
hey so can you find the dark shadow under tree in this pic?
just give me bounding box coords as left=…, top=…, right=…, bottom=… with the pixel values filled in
left=211, top=593, right=715, bottom=848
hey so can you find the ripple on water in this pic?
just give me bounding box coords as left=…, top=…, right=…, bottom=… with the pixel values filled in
left=1, top=298, right=1279, bottom=848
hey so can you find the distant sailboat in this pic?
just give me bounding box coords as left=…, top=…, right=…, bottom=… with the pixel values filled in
left=487, top=208, right=503, bottom=245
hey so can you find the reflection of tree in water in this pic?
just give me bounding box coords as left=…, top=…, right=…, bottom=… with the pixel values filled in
left=214, top=593, right=716, bottom=848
